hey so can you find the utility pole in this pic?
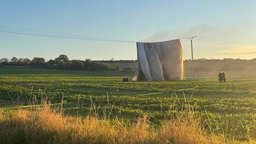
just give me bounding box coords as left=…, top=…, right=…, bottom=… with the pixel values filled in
left=187, top=35, right=197, bottom=61
left=187, top=35, right=197, bottom=80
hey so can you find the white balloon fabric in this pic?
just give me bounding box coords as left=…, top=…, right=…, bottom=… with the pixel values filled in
left=137, top=39, right=183, bottom=81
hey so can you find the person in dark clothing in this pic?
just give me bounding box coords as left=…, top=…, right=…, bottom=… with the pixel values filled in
left=218, top=72, right=226, bottom=82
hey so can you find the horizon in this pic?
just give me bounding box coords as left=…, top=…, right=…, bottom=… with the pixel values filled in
left=2, top=54, right=256, bottom=62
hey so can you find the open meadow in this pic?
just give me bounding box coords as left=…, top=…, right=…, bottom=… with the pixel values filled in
left=0, top=66, right=256, bottom=143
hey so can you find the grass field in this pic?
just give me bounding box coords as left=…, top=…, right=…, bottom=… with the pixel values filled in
left=1, top=66, right=256, bottom=143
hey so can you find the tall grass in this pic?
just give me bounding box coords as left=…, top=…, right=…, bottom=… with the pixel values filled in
left=0, top=103, right=230, bottom=144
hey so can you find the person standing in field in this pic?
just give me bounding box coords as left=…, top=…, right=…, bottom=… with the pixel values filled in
left=218, top=72, right=226, bottom=82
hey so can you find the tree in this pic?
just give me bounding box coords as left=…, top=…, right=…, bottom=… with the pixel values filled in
left=46, top=59, right=57, bottom=68
left=0, top=58, right=9, bottom=64
left=17, top=58, right=24, bottom=65
left=23, top=58, right=31, bottom=65
left=90, top=61, right=110, bottom=70
left=55, top=54, right=69, bottom=62
left=70, top=60, right=84, bottom=70
left=31, top=57, right=45, bottom=66
left=55, top=59, right=65, bottom=69
left=11, top=57, right=18, bottom=64
left=55, top=54, right=69, bottom=69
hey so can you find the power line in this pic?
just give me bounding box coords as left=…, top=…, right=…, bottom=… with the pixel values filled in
left=0, top=29, right=136, bottom=43
left=0, top=26, right=185, bottom=43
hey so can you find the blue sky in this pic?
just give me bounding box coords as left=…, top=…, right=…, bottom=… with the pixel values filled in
left=0, top=1, right=256, bottom=60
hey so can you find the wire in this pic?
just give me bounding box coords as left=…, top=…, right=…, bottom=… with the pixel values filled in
left=0, top=29, right=136, bottom=43
left=0, top=26, right=185, bottom=43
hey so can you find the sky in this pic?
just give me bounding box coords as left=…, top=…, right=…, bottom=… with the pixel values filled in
left=0, top=0, right=256, bottom=60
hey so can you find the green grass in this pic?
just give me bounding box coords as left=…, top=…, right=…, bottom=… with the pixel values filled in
left=1, top=66, right=256, bottom=141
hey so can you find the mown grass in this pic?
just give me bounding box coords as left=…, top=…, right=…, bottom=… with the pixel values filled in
left=1, top=67, right=256, bottom=142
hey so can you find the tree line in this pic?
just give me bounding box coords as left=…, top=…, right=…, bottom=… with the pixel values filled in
left=0, top=55, right=117, bottom=71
